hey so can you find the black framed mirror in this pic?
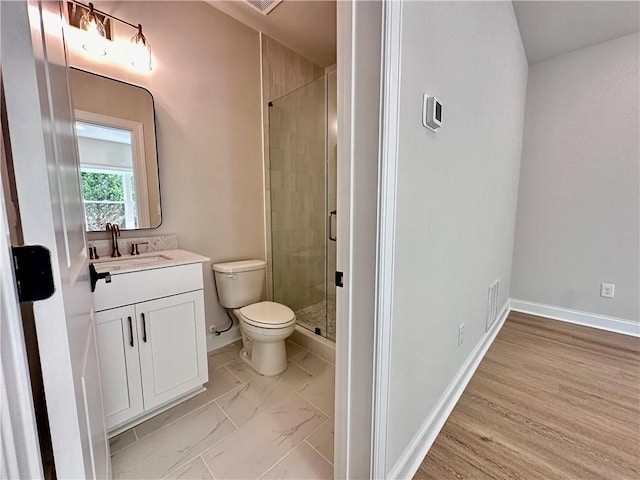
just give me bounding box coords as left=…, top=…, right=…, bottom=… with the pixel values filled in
left=69, top=68, right=161, bottom=231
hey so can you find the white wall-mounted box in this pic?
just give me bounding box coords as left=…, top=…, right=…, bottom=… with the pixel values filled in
left=422, top=94, right=442, bottom=132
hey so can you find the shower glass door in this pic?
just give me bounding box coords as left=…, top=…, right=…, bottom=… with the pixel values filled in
left=269, top=72, right=337, bottom=340
left=326, top=71, right=337, bottom=341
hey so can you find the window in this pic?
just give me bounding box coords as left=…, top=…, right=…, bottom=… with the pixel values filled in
left=75, top=116, right=146, bottom=231
left=81, top=166, right=137, bottom=230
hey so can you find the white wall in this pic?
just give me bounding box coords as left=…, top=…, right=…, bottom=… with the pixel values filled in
left=385, top=1, right=528, bottom=473
left=73, top=2, right=264, bottom=333
left=512, top=32, right=640, bottom=322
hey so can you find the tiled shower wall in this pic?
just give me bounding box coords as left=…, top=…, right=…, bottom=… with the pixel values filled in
left=269, top=79, right=326, bottom=312
left=261, top=36, right=324, bottom=102
left=260, top=35, right=324, bottom=303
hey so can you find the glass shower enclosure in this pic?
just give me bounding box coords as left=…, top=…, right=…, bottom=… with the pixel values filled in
left=268, top=71, right=337, bottom=341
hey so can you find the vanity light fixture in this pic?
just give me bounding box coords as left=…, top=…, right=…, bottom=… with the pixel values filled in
left=79, top=2, right=107, bottom=56
left=67, top=0, right=153, bottom=71
left=130, top=24, right=152, bottom=71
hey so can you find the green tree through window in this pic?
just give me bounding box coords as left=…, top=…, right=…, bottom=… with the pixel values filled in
left=81, top=172, right=123, bottom=201
left=81, top=171, right=126, bottom=230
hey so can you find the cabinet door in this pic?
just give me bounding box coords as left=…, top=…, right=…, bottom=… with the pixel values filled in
left=136, top=291, right=208, bottom=410
left=95, top=306, right=144, bottom=430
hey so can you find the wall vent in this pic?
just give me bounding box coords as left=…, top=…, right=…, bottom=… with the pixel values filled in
left=245, top=0, right=282, bottom=15
left=486, top=280, right=500, bottom=332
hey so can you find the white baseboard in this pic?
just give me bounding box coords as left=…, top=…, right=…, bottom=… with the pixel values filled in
left=206, top=325, right=242, bottom=352
left=509, top=299, right=640, bottom=337
left=389, top=301, right=510, bottom=479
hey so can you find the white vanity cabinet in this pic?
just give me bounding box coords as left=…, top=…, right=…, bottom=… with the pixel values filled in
left=92, top=254, right=209, bottom=433
left=136, top=291, right=206, bottom=411
left=96, top=305, right=144, bottom=428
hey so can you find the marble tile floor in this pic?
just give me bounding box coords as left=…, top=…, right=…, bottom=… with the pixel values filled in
left=110, top=340, right=335, bottom=479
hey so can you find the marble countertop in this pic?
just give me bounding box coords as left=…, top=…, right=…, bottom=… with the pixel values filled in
left=92, top=249, right=210, bottom=275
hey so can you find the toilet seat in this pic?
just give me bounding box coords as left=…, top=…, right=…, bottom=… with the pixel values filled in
left=239, top=301, right=295, bottom=329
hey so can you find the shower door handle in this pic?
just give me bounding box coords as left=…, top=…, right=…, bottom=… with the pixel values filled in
left=329, top=210, right=337, bottom=242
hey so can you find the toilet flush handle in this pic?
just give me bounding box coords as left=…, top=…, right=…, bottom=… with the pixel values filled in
left=226, top=273, right=238, bottom=280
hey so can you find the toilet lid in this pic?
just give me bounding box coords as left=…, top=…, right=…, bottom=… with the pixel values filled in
left=240, top=301, right=295, bottom=327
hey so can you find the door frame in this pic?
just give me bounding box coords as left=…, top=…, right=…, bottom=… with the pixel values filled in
left=371, top=1, right=403, bottom=478
left=334, top=1, right=384, bottom=478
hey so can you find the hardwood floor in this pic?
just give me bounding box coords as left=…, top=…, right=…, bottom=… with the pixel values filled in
left=414, top=311, right=640, bottom=480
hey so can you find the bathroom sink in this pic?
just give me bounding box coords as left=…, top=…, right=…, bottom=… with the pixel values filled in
left=93, top=254, right=172, bottom=272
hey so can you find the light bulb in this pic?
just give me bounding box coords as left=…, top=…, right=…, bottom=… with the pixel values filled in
left=130, top=24, right=152, bottom=71
left=79, top=3, right=107, bottom=56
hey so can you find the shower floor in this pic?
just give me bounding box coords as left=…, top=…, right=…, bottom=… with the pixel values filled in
left=295, top=299, right=336, bottom=341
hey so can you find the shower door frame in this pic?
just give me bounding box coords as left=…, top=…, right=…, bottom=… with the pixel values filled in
left=325, top=69, right=338, bottom=342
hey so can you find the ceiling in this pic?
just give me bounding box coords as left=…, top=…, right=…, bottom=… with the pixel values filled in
left=206, top=0, right=336, bottom=67
left=513, top=1, right=640, bottom=64
left=205, top=1, right=639, bottom=68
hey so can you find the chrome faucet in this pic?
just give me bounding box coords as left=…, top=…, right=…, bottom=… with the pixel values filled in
left=105, top=223, right=121, bottom=257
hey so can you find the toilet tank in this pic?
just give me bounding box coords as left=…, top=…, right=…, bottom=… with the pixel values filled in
left=212, top=259, right=266, bottom=308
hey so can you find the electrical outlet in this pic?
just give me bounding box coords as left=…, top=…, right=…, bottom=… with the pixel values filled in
left=458, top=323, right=464, bottom=346
left=601, top=283, right=615, bottom=298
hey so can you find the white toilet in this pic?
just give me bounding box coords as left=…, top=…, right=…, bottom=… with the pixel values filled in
left=212, top=259, right=296, bottom=376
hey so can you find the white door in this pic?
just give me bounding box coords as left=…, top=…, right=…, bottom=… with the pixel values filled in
left=137, top=291, right=208, bottom=410
left=1, top=1, right=109, bottom=478
left=96, top=306, right=144, bottom=430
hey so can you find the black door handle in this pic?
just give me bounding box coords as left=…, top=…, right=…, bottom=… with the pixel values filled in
left=141, top=313, right=147, bottom=342
left=328, top=210, right=337, bottom=242
left=89, top=263, right=111, bottom=292
left=127, top=316, right=134, bottom=347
